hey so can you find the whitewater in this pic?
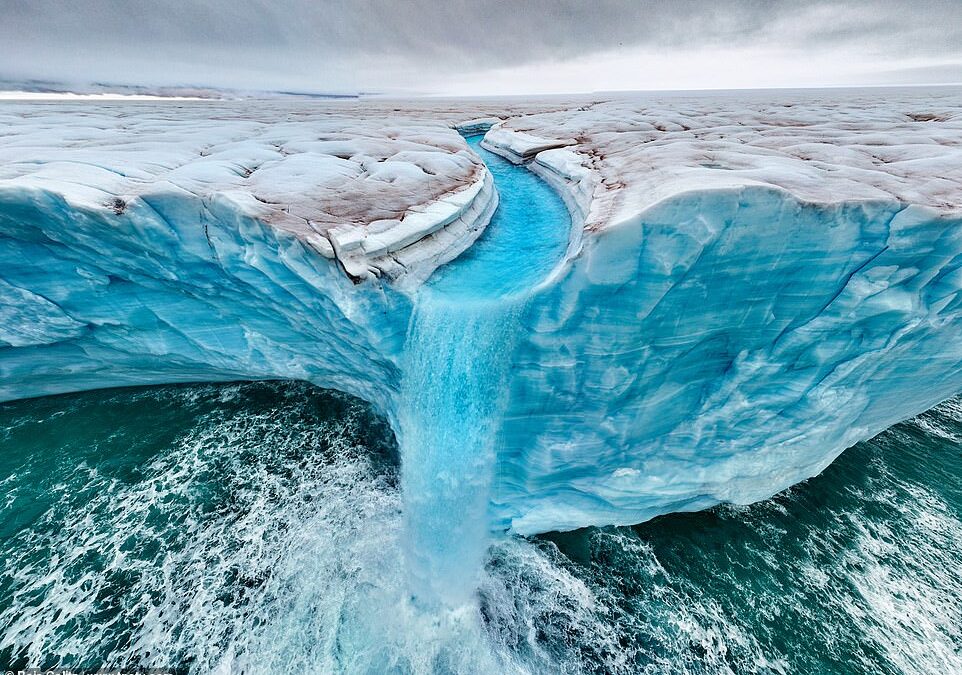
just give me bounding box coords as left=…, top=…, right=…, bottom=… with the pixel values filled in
left=2, top=382, right=961, bottom=673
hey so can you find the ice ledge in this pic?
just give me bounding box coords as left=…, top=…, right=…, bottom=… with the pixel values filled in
left=327, top=172, right=497, bottom=284
left=482, top=92, right=962, bottom=245
left=481, top=108, right=962, bottom=287
left=0, top=105, right=500, bottom=288
left=454, top=117, right=502, bottom=135
left=481, top=126, right=576, bottom=164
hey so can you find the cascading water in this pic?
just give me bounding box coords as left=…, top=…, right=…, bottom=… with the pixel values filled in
left=398, top=133, right=571, bottom=607
left=399, top=300, right=521, bottom=605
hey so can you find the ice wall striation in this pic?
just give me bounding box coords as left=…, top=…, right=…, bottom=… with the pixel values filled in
left=495, top=189, right=962, bottom=533
left=480, top=90, right=962, bottom=533
left=0, top=185, right=409, bottom=410
left=3, top=93, right=962, bottom=539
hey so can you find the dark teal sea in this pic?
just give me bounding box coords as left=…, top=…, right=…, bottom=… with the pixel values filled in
left=1, top=381, right=959, bottom=673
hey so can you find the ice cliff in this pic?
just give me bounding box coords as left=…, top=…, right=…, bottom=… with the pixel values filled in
left=482, top=89, right=962, bottom=532
left=2, top=91, right=962, bottom=538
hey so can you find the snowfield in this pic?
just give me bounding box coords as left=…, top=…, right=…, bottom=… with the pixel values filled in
left=2, top=88, right=962, bottom=533
left=485, top=88, right=962, bottom=228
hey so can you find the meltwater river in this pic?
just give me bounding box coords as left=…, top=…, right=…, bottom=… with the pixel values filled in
left=0, top=136, right=960, bottom=674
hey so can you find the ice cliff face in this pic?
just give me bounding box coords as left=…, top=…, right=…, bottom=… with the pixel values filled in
left=497, top=194, right=962, bottom=532
left=480, top=88, right=962, bottom=532
left=2, top=91, right=962, bottom=537
left=0, top=178, right=407, bottom=408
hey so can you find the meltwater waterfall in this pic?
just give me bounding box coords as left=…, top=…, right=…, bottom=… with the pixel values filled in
left=398, top=134, right=571, bottom=606
left=399, top=298, right=522, bottom=605
left=4, top=102, right=962, bottom=673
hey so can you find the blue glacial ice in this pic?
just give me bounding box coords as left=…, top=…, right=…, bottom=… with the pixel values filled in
left=2, top=98, right=962, bottom=572
left=496, top=190, right=962, bottom=533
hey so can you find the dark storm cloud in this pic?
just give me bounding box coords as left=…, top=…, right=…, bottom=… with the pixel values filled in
left=1, top=0, right=960, bottom=91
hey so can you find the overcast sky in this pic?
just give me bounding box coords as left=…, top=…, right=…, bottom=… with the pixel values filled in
left=1, top=0, right=961, bottom=95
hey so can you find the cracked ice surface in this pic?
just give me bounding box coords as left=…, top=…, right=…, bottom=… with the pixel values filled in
left=3, top=89, right=962, bottom=534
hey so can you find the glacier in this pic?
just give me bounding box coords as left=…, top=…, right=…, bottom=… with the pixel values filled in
left=2, top=90, right=962, bottom=580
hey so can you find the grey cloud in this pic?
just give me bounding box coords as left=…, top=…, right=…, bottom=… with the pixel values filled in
left=868, top=62, right=962, bottom=85
left=0, top=0, right=960, bottom=92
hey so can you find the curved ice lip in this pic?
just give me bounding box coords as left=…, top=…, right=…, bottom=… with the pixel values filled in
left=329, top=172, right=500, bottom=284
left=0, top=106, right=497, bottom=287
left=481, top=127, right=576, bottom=164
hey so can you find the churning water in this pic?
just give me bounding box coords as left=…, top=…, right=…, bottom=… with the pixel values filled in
left=1, top=381, right=961, bottom=673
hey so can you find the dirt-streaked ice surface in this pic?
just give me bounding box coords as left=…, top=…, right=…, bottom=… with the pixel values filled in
left=2, top=88, right=962, bottom=535
left=0, top=102, right=503, bottom=282
left=484, top=88, right=962, bottom=229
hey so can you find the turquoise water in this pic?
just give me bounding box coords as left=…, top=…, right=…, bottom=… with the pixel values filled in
left=425, top=134, right=571, bottom=298
left=1, top=381, right=960, bottom=673
left=397, top=133, right=571, bottom=606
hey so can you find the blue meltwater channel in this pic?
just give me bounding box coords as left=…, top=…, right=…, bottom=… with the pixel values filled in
left=398, top=134, right=571, bottom=606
